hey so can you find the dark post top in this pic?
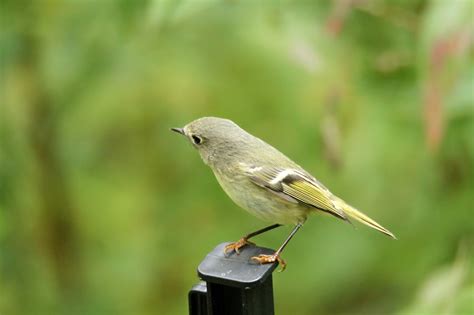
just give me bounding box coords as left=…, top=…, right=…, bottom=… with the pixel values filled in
left=197, top=242, right=278, bottom=288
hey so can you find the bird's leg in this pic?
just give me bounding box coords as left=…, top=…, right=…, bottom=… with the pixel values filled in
left=251, top=222, right=303, bottom=272
left=224, top=224, right=282, bottom=254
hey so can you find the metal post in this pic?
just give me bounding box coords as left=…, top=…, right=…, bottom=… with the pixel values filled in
left=189, top=242, right=278, bottom=315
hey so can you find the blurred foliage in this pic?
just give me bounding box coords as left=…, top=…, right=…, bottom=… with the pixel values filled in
left=1, top=1, right=473, bottom=315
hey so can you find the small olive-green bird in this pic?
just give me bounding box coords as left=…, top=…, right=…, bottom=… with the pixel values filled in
left=172, top=117, right=396, bottom=270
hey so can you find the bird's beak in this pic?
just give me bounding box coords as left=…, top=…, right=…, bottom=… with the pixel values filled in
left=170, top=127, right=185, bottom=135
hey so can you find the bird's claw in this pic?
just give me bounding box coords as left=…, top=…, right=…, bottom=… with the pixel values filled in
left=251, top=254, right=287, bottom=272
left=224, top=238, right=255, bottom=255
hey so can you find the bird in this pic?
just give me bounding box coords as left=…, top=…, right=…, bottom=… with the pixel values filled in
left=171, top=117, right=396, bottom=270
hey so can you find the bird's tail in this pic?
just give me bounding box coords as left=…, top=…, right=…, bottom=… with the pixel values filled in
left=335, top=198, right=397, bottom=239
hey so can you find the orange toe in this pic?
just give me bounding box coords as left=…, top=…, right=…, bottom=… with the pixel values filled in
left=251, top=254, right=286, bottom=272
left=224, top=238, right=255, bottom=254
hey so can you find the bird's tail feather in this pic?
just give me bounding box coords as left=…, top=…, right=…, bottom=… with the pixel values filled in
left=336, top=198, right=396, bottom=239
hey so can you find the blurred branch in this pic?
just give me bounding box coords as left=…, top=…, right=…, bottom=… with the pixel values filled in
left=321, top=88, right=343, bottom=170
left=326, top=0, right=354, bottom=36
left=424, top=28, right=473, bottom=153
left=13, top=8, right=82, bottom=293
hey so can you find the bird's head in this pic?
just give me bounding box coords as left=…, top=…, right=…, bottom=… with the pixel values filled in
left=171, top=117, right=248, bottom=166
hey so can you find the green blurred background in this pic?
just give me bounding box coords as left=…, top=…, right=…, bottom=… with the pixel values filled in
left=1, top=1, right=473, bottom=314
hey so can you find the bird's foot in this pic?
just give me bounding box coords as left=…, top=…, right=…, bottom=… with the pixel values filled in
left=251, top=253, right=287, bottom=272
left=224, top=238, right=255, bottom=255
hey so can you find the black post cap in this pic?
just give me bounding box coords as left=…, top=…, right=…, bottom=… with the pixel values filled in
left=197, top=242, right=278, bottom=288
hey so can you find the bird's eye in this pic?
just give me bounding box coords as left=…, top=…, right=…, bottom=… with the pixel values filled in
left=191, top=135, right=203, bottom=145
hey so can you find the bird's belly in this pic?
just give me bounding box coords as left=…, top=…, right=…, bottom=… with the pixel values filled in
left=214, top=172, right=308, bottom=225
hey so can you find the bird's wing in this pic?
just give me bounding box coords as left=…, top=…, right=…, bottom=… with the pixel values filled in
left=244, top=165, right=347, bottom=220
